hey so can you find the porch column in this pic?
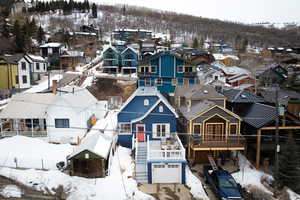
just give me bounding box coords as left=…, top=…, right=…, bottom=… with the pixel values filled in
left=16, top=119, right=19, bottom=135
left=31, top=119, right=34, bottom=137
left=256, top=129, right=261, bottom=168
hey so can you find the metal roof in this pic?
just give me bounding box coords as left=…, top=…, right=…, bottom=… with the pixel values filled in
left=179, top=100, right=216, bottom=120
left=234, top=103, right=277, bottom=128
left=222, top=89, right=265, bottom=103
left=175, top=84, right=225, bottom=99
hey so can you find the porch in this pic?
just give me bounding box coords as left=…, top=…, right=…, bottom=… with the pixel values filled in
left=189, top=134, right=246, bottom=151
left=0, top=118, right=47, bottom=138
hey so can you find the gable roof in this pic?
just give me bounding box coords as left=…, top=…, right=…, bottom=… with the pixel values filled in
left=260, top=88, right=300, bottom=106
left=0, top=93, right=56, bottom=118
left=222, top=89, right=265, bottom=103
left=25, top=54, right=46, bottom=63
left=68, top=133, right=113, bottom=160
left=234, top=103, right=277, bottom=128
left=179, top=100, right=215, bottom=120
left=40, top=42, right=63, bottom=48
left=175, top=84, right=225, bottom=99
left=121, top=47, right=138, bottom=55
left=120, top=87, right=178, bottom=122
left=0, top=54, right=24, bottom=64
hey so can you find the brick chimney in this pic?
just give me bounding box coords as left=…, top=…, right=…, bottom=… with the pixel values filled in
left=52, top=80, right=58, bottom=95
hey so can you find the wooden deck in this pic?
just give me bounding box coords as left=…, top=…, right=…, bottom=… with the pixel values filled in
left=190, top=135, right=246, bottom=151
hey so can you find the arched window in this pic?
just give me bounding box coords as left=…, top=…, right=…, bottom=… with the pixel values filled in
left=144, top=99, right=149, bottom=106
left=159, top=105, right=163, bottom=112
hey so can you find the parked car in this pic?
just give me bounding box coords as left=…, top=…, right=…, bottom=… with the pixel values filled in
left=203, top=165, right=243, bottom=200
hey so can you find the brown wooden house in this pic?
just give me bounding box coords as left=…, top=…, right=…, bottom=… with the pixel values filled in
left=60, top=50, right=85, bottom=70
left=175, top=85, right=245, bottom=163
left=67, top=133, right=116, bottom=178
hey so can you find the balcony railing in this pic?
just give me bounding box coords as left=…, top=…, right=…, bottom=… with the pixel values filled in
left=190, top=134, right=246, bottom=149
left=148, top=134, right=186, bottom=161
left=0, top=131, right=47, bottom=138
left=138, top=72, right=152, bottom=77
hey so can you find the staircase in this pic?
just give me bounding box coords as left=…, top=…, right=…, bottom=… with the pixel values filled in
left=135, top=142, right=148, bottom=184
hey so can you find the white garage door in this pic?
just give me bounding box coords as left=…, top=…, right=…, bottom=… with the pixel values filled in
left=152, top=163, right=181, bottom=183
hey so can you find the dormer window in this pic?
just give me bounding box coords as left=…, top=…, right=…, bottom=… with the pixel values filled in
left=144, top=99, right=149, bottom=106
left=159, top=105, right=163, bottom=112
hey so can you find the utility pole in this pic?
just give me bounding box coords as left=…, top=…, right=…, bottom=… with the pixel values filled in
left=275, top=86, right=280, bottom=179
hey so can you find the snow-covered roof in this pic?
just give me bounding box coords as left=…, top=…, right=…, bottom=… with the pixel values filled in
left=40, top=42, right=63, bottom=48
left=213, top=53, right=239, bottom=61
left=113, top=28, right=152, bottom=33
left=213, top=62, right=250, bottom=76
left=0, top=93, right=56, bottom=119
left=121, top=47, right=139, bottom=55
left=228, top=75, right=252, bottom=83
left=26, top=54, right=46, bottom=62
left=73, top=32, right=97, bottom=36
left=60, top=50, right=84, bottom=57
left=68, top=133, right=113, bottom=160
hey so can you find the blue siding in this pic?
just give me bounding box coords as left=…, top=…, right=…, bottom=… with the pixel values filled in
left=118, top=96, right=158, bottom=122
left=147, top=163, right=152, bottom=184
left=132, top=102, right=177, bottom=141
left=121, top=48, right=138, bottom=67
left=118, top=135, right=133, bottom=148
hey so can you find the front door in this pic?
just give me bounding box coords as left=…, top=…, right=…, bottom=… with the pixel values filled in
left=205, top=123, right=224, bottom=141
left=137, top=124, right=145, bottom=142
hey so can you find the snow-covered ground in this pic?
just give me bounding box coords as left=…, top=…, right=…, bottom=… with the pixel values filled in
left=232, top=153, right=273, bottom=195
left=185, top=166, right=209, bottom=200
left=0, top=185, right=23, bottom=198
left=0, top=146, right=154, bottom=200
left=24, top=74, right=63, bottom=93
left=287, top=189, right=300, bottom=200
left=0, top=136, right=73, bottom=170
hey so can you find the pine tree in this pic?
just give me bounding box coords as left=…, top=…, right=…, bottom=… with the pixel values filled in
left=92, top=3, right=97, bottom=18
left=37, top=26, right=45, bottom=44
left=274, top=137, right=300, bottom=193
left=192, top=37, right=199, bottom=49
left=13, top=20, right=24, bottom=52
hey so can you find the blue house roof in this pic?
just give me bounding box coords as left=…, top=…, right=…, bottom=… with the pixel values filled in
left=118, top=87, right=178, bottom=123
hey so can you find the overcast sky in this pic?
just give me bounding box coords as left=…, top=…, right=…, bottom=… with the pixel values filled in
left=89, top=0, right=299, bottom=24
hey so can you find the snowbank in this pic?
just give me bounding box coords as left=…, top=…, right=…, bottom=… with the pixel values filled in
left=0, top=185, right=23, bottom=198
left=185, top=166, right=209, bottom=200
left=0, top=146, right=154, bottom=200
left=232, top=153, right=273, bottom=195
left=0, top=136, right=73, bottom=170
left=287, top=189, right=300, bottom=200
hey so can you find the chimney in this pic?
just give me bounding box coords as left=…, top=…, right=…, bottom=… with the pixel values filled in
left=52, top=80, right=57, bottom=95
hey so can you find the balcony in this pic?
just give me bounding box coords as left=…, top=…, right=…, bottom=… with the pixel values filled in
left=147, top=135, right=186, bottom=161
left=190, top=134, right=246, bottom=150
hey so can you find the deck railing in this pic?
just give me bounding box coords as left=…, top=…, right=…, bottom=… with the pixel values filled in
left=0, top=131, right=47, bottom=138
left=190, top=134, right=246, bottom=149
left=147, top=134, right=186, bottom=160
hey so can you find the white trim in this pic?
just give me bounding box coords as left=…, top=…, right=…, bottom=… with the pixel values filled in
left=152, top=123, right=170, bottom=138
left=159, top=57, right=161, bottom=77
left=131, top=100, right=178, bottom=123
left=173, top=56, right=176, bottom=78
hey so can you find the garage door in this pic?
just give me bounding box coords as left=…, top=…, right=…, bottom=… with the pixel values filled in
left=152, top=163, right=181, bottom=183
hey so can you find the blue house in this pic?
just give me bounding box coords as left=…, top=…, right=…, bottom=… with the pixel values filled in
left=117, top=87, right=187, bottom=184
left=101, top=45, right=138, bottom=74
left=138, top=50, right=198, bottom=94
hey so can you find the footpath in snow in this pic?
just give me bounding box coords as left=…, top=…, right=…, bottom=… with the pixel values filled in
left=24, top=74, right=63, bottom=93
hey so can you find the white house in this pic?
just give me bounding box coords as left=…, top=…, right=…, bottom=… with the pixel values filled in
left=25, top=54, right=48, bottom=82
left=17, top=54, right=31, bottom=89
left=0, top=84, right=107, bottom=144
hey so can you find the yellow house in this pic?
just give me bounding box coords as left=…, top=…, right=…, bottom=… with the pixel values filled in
left=0, top=56, right=19, bottom=90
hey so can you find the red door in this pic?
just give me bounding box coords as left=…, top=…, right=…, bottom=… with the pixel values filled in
left=137, top=125, right=145, bottom=142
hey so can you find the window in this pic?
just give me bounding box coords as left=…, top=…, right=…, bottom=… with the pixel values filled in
left=144, top=99, right=149, bottom=106
left=119, top=123, right=131, bottom=134
left=36, top=63, right=40, bottom=70
left=168, top=164, right=179, bottom=168
left=215, top=76, right=218, bottom=80
left=159, top=105, right=163, bottom=113
left=230, top=124, right=238, bottom=134
left=22, top=75, right=27, bottom=84
left=21, top=62, right=26, bottom=70
left=55, top=119, right=70, bottom=128
left=153, top=123, right=170, bottom=138
left=15, top=75, right=19, bottom=84
left=145, top=78, right=151, bottom=86
left=140, top=66, right=150, bottom=73
left=172, top=78, right=177, bottom=86
left=150, top=66, right=156, bottom=73
left=155, top=78, right=162, bottom=86
left=178, top=65, right=184, bottom=73
left=184, top=66, right=193, bottom=72
left=193, top=124, right=201, bottom=134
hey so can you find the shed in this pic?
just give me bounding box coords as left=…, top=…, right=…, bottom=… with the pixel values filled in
left=67, top=133, right=114, bottom=178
